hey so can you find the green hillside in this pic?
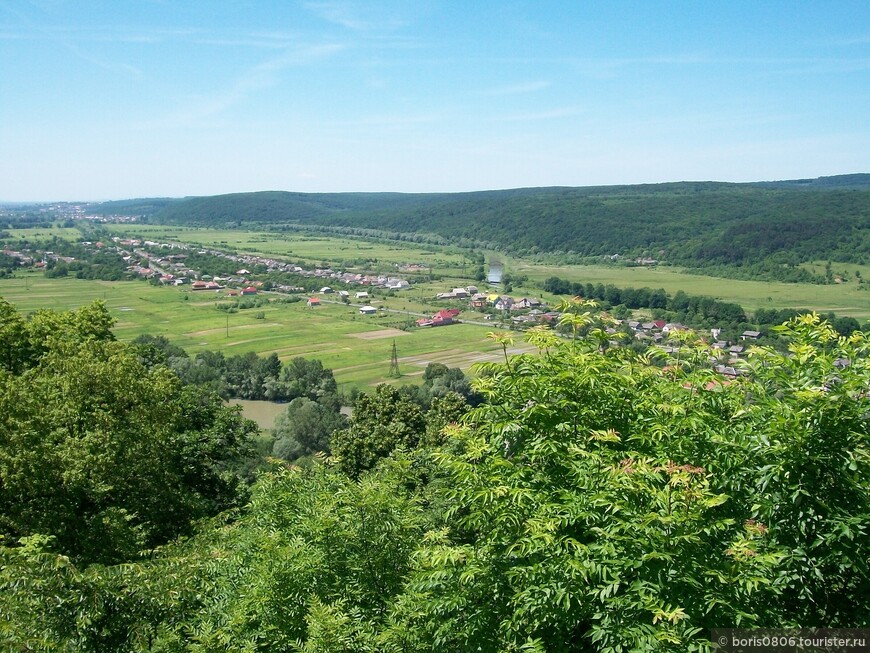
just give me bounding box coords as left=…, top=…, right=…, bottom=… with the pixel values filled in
left=94, top=175, right=870, bottom=281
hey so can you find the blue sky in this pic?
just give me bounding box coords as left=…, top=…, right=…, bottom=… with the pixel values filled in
left=2, top=1, right=869, bottom=200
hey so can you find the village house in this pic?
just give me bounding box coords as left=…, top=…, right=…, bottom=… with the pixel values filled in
left=384, top=279, right=411, bottom=290
left=416, top=308, right=460, bottom=327
left=541, top=311, right=561, bottom=323
left=512, top=297, right=542, bottom=311
left=434, top=308, right=460, bottom=324
left=662, top=323, right=688, bottom=335
left=469, top=293, right=488, bottom=309
left=714, top=364, right=740, bottom=378
left=307, top=297, right=321, bottom=307
left=359, top=306, right=377, bottom=315
left=241, top=286, right=258, bottom=296
left=494, top=296, right=514, bottom=311
left=511, top=314, right=537, bottom=325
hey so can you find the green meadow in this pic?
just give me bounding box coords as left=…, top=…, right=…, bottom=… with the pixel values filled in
left=506, top=258, right=870, bottom=319
left=0, top=274, right=517, bottom=389
left=5, top=226, right=83, bottom=242
left=103, top=224, right=472, bottom=271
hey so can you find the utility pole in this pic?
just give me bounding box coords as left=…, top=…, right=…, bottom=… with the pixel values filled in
left=388, top=339, right=401, bottom=378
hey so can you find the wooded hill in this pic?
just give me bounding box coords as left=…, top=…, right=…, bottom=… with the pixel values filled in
left=93, top=174, right=870, bottom=281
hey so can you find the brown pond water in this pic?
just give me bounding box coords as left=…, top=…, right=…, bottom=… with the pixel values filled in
left=227, top=399, right=287, bottom=431
left=227, top=399, right=353, bottom=431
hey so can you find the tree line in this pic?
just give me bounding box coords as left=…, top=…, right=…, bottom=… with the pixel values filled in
left=542, top=275, right=864, bottom=338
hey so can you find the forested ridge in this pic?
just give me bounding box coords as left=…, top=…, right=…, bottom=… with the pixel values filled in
left=95, top=174, right=870, bottom=279
left=1, top=298, right=869, bottom=651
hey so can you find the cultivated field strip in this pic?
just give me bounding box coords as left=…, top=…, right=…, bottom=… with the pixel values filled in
left=0, top=275, right=505, bottom=388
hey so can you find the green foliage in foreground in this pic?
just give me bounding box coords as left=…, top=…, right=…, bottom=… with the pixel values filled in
left=1, top=315, right=869, bottom=651
left=0, top=299, right=257, bottom=565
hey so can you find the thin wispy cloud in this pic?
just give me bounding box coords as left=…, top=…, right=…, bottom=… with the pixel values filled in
left=0, top=5, right=143, bottom=75
left=182, top=29, right=306, bottom=49
left=304, top=1, right=409, bottom=33
left=563, top=54, right=710, bottom=79
left=39, top=29, right=143, bottom=76
left=498, top=107, right=584, bottom=122
left=329, top=111, right=447, bottom=130
left=354, top=53, right=711, bottom=75
left=781, top=57, right=870, bottom=75
left=480, top=81, right=551, bottom=96
left=144, top=42, right=346, bottom=128
left=193, top=34, right=302, bottom=50
left=101, top=27, right=202, bottom=44
left=305, top=1, right=370, bottom=31
left=0, top=18, right=302, bottom=50
left=819, top=33, right=870, bottom=47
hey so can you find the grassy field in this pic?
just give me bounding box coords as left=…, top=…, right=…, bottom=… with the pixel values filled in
left=505, top=257, right=870, bottom=319
left=0, top=274, right=522, bottom=389
left=5, top=226, right=83, bottom=242
left=103, top=224, right=473, bottom=271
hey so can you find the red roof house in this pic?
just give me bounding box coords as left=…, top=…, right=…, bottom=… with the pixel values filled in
left=432, top=309, right=460, bottom=325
